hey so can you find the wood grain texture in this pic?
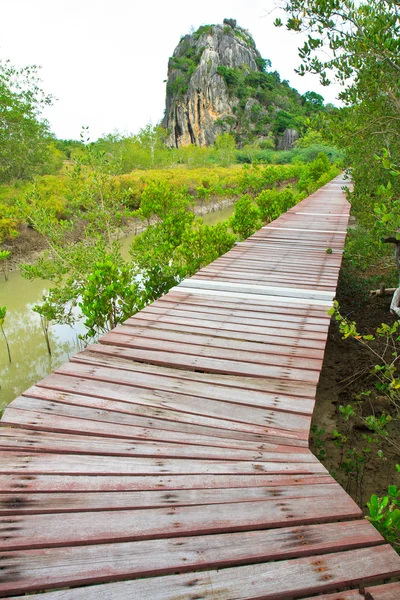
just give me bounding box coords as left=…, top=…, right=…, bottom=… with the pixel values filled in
left=0, top=521, right=382, bottom=596
left=7, top=546, right=400, bottom=600
left=365, top=582, right=400, bottom=600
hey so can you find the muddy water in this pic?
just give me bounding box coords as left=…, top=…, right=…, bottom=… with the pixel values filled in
left=0, top=204, right=235, bottom=411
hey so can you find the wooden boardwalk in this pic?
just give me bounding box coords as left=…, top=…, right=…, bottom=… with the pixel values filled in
left=1, top=175, right=400, bottom=599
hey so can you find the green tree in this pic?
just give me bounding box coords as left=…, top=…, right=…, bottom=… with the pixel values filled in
left=19, top=132, right=141, bottom=343
left=214, top=133, right=236, bottom=167
left=229, top=195, right=262, bottom=239
left=276, top=0, right=400, bottom=266
left=0, top=60, right=54, bottom=183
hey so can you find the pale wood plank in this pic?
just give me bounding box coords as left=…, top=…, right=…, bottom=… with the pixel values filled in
left=72, top=341, right=322, bottom=383
left=0, top=473, right=334, bottom=493
left=0, top=482, right=344, bottom=514
left=101, top=330, right=324, bottom=372
left=0, top=495, right=360, bottom=551
left=0, top=427, right=312, bottom=459
left=9, top=546, right=400, bottom=600
left=0, top=521, right=381, bottom=596
left=365, top=582, right=400, bottom=599
left=0, top=450, right=325, bottom=476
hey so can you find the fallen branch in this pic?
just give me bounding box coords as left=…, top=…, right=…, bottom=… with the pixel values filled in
left=370, top=285, right=397, bottom=297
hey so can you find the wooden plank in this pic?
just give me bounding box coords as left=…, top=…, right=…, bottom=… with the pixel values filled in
left=9, top=394, right=310, bottom=443
left=0, top=495, right=360, bottom=551
left=8, top=546, right=400, bottom=600
left=178, top=278, right=335, bottom=301
left=12, top=390, right=311, bottom=441
left=72, top=341, right=322, bottom=384
left=0, top=428, right=312, bottom=459
left=0, top=521, right=382, bottom=596
left=0, top=473, right=334, bottom=493
left=61, top=357, right=316, bottom=409
left=72, top=349, right=317, bottom=400
left=111, top=324, right=326, bottom=361
left=30, top=375, right=314, bottom=432
left=142, top=304, right=330, bottom=333
left=301, top=593, right=364, bottom=600
left=160, top=291, right=333, bottom=318
left=365, top=582, right=400, bottom=599
left=124, top=316, right=327, bottom=351
left=100, top=331, right=324, bottom=373
left=2, top=407, right=309, bottom=449
left=126, top=311, right=330, bottom=342
left=0, top=482, right=345, bottom=514
left=0, top=451, right=325, bottom=476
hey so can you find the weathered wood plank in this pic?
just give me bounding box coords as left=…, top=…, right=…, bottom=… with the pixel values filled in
left=2, top=407, right=308, bottom=449
left=107, top=324, right=325, bottom=361
left=365, top=582, right=400, bottom=600
left=125, top=311, right=329, bottom=342
left=12, top=393, right=310, bottom=440
left=54, top=360, right=316, bottom=412
left=8, top=546, right=400, bottom=600
left=123, top=316, right=327, bottom=351
left=8, top=393, right=311, bottom=442
left=0, top=451, right=325, bottom=476
left=301, top=593, right=364, bottom=600
left=0, top=473, right=334, bottom=493
left=72, top=341, right=322, bottom=383
left=0, top=495, right=360, bottom=551
left=100, top=331, right=324, bottom=373
left=0, top=427, right=312, bottom=459
left=0, top=521, right=382, bottom=596
left=0, top=482, right=344, bottom=514
left=66, top=354, right=317, bottom=403
left=141, top=304, right=330, bottom=333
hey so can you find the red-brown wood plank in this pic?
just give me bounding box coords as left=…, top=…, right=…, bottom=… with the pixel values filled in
left=0, top=521, right=382, bottom=597
left=301, top=593, right=364, bottom=600
left=100, top=330, right=324, bottom=372
left=365, top=582, right=400, bottom=599
left=9, top=546, right=400, bottom=600
left=0, top=482, right=344, bottom=514
left=139, top=304, right=330, bottom=333
left=125, top=311, right=329, bottom=343
left=0, top=473, right=334, bottom=493
left=72, top=341, right=321, bottom=384
left=107, top=323, right=326, bottom=361
left=123, top=316, right=327, bottom=351
left=7, top=393, right=311, bottom=442
left=0, top=451, right=324, bottom=476
left=67, top=353, right=317, bottom=403
left=2, top=406, right=308, bottom=449
left=0, top=495, right=360, bottom=551
left=0, top=427, right=312, bottom=459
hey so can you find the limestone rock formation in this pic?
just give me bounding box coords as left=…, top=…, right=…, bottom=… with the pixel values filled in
left=162, top=21, right=309, bottom=149
left=162, top=22, right=264, bottom=147
left=277, top=128, right=299, bottom=151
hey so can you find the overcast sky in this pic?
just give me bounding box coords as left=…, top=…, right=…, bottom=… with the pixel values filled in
left=0, top=0, right=342, bottom=141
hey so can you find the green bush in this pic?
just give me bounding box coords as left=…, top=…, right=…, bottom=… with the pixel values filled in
left=229, top=195, right=262, bottom=239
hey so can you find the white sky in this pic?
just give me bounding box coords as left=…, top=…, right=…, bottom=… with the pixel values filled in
left=0, top=0, right=342, bottom=141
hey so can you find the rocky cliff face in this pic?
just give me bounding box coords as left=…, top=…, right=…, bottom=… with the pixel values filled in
left=162, top=20, right=309, bottom=150
left=162, top=21, right=265, bottom=147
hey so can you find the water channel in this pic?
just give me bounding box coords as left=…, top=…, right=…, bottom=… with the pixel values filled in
left=0, top=203, right=235, bottom=411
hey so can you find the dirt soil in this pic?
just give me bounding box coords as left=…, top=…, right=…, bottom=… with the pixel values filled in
left=313, top=285, right=400, bottom=512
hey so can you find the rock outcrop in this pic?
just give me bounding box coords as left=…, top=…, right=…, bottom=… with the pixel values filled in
left=162, top=22, right=265, bottom=147
left=162, top=21, right=312, bottom=149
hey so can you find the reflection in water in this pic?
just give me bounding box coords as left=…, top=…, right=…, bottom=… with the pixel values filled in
left=0, top=204, right=235, bottom=411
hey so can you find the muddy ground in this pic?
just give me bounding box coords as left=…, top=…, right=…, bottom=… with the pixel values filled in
left=313, top=276, right=400, bottom=511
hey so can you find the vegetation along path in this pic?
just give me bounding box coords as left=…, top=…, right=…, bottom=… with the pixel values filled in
left=0, top=175, right=399, bottom=599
